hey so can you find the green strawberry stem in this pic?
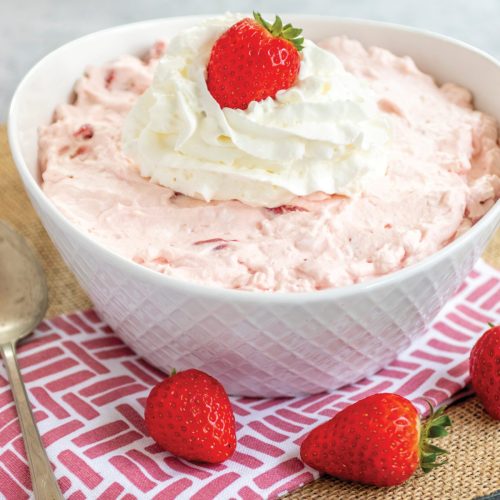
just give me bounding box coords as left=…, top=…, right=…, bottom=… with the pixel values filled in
left=253, top=12, right=304, bottom=51
left=170, top=368, right=177, bottom=377
left=419, top=400, right=452, bottom=473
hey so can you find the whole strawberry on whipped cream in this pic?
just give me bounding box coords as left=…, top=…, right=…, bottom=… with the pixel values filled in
left=123, top=13, right=390, bottom=207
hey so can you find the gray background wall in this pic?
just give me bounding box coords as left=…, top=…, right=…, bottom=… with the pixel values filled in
left=1, top=0, right=499, bottom=120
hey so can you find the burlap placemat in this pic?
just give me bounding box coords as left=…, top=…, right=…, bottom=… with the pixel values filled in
left=1, top=123, right=499, bottom=499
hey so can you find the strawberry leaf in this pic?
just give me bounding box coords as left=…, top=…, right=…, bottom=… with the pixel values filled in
left=418, top=401, right=452, bottom=474
left=423, top=443, right=448, bottom=455
left=253, top=12, right=272, bottom=31
left=422, top=459, right=448, bottom=473
left=253, top=12, right=305, bottom=51
left=428, top=426, right=449, bottom=438
left=431, top=414, right=452, bottom=427
left=283, top=27, right=303, bottom=38
left=421, top=452, right=437, bottom=464
left=271, top=16, right=283, bottom=36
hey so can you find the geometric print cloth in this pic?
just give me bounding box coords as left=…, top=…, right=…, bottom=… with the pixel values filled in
left=0, top=260, right=498, bottom=499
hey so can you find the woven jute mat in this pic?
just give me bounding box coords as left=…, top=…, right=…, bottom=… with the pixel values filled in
left=1, top=123, right=499, bottom=499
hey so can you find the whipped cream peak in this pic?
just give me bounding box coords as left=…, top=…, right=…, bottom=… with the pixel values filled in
left=123, top=14, right=391, bottom=207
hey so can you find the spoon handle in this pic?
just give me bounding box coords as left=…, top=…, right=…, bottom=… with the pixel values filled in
left=0, top=342, right=64, bottom=500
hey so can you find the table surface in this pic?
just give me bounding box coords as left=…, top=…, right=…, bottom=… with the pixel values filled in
left=1, top=123, right=499, bottom=498
left=2, top=0, right=500, bottom=120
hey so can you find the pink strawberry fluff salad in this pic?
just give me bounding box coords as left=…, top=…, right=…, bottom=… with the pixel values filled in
left=39, top=15, right=500, bottom=292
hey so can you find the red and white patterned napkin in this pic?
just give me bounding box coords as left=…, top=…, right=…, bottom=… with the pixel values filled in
left=0, top=260, right=499, bottom=499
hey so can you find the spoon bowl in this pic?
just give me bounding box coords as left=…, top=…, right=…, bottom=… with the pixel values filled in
left=0, top=221, right=47, bottom=344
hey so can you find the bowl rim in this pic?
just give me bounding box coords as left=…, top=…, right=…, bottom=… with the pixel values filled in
left=8, top=14, right=500, bottom=304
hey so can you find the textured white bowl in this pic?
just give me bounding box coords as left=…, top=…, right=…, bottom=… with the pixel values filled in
left=8, top=16, right=500, bottom=397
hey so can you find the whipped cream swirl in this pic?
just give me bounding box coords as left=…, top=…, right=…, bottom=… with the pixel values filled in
left=123, top=14, right=391, bottom=207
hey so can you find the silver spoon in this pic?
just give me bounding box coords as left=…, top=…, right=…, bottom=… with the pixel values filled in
left=0, top=221, right=63, bottom=499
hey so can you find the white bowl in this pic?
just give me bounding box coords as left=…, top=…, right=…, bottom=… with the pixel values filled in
left=8, top=16, right=500, bottom=397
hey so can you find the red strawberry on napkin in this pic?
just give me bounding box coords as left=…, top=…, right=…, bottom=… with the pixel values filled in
left=300, top=393, right=451, bottom=487
left=207, top=12, right=303, bottom=109
left=145, top=369, right=236, bottom=463
left=470, top=323, right=500, bottom=420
